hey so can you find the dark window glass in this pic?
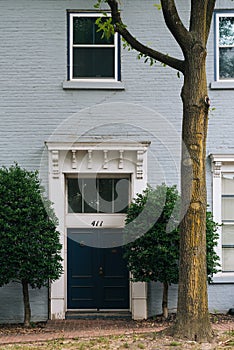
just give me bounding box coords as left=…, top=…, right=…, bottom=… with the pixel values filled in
left=73, top=48, right=115, bottom=78
left=68, top=178, right=82, bottom=213
left=83, top=178, right=98, bottom=213
left=99, top=179, right=113, bottom=213
left=219, top=47, right=234, bottom=79
left=114, top=178, right=130, bottom=213
left=67, top=177, right=129, bottom=213
left=73, top=17, right=114, bottom=45
left=219, top=17, right=234, bottom=46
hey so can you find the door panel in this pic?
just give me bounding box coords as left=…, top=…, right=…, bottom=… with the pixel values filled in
left=99, top=245, right=129, bottom=309
left=67, top=233, right=98, bottom=309
left=67, top=228, right=129, bottom=310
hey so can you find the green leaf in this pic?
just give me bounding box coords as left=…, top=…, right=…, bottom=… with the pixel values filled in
left=153, top=3, right=162, bottom=11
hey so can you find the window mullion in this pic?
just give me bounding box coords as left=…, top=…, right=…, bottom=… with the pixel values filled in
left=73, top=44, right=115, bottom=48
left=81, top=179, right=84, bottom=213
left=112, top=179, right=114, bottom=213
left=97, top=179, right=100, bottom=213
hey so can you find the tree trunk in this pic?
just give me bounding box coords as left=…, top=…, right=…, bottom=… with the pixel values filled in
left=22, top=279, right=31, bottom=327
left=162, top=281, right=169, bottom=319
left=172, top=45, right=212, bottom=341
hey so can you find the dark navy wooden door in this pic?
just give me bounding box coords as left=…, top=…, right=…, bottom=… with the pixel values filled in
left=67, top=229, right=129, bottom=310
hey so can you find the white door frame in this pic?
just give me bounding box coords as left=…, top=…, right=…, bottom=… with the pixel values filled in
left=46, top=141, right=150, bottom=320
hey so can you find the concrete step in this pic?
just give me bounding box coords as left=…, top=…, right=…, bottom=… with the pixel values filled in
left=65, top=311, right=132, bottom=320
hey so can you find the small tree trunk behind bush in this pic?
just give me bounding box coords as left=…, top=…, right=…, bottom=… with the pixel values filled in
left=162, top=281, right=169, bottom=319
left=22, top=279, right=31, bottom=327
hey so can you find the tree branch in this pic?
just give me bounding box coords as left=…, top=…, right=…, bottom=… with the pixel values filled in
left=106, top=0, right=185, bottom=73
left=161, top=0, right=192, bottom=54
left=205, top=0, right=216, bottom=43
left=190, top=0, right=206, bottom=36
left=190, top=0, right=216, bottom=45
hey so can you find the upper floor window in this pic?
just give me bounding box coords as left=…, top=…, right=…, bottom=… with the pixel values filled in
left=68, top=13, right=120, bottom=82
left=215, top=12, right=234, bottom=81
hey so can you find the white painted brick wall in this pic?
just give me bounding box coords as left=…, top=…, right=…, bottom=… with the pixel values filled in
left=0, top=0, right=233, bottom=322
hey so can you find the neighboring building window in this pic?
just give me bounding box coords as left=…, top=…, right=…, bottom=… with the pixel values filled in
left=67, top=176, right=129, bottom=214
left=221, top=175, right=234, bottom=272
left=68, top=13, right=119, bottom=81
left=215, top=12, right=234, bottom=81
left=211, top=155, right=234, bottom=281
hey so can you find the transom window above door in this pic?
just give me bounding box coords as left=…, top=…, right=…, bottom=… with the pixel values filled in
left=67, top=176, right=130, bottom=214
left=68, top=12, right=120, bottom=81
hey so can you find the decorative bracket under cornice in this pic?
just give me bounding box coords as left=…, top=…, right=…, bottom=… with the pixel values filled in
left=46, top=141, right=150, bottom=180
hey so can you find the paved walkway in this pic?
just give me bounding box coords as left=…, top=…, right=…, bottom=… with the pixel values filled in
left=0, top=319, right=233, bottom=345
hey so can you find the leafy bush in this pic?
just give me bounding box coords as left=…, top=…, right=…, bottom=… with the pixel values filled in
left=0, top=164, right=63, bottom=326
left=124, top=184, right=220, bottom=318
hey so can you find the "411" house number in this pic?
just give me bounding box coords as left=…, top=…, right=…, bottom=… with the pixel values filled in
left=91, top=220, right=104, bottom=227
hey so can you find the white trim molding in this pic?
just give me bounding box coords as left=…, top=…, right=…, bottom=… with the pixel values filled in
left=210, top=154, right=234, bottom=283
left=46, top=140, right=150, bottom=320
left=68, top=12, right=119, bottom=83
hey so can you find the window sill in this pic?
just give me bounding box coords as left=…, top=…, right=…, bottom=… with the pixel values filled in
left=63, top=80, right=125, bottom=90
left=211, top=272, right=234, bottom=284
left=210, top=81, right=234, bottom=90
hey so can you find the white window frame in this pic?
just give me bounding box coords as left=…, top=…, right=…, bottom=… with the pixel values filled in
left=211, top=154, right=234, bottom=283
left=69, top=13, right=119, bottom=82
left=215, top=12, right=234, bottom=82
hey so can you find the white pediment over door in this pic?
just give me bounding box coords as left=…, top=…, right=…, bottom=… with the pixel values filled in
left=46, top=141, right=150, bottom=180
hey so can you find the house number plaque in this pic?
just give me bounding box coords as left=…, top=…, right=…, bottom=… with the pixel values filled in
left=91, top=220, right=104, bottom=227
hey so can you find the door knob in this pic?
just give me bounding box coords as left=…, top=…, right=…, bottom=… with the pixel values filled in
left=99, top=267, right=104, bottom=275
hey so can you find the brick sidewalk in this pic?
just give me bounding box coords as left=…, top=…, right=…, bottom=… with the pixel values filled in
left=0, top=319, right=233, bottom=346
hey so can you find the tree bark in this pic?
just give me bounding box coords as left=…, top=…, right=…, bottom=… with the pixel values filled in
left=172, top=43, right=212, bottom=341
left=22, top=279, right=31, bottom=327
left=103, top=0, right=216, bottom=341
left=162, top=281, right=169, bottom=319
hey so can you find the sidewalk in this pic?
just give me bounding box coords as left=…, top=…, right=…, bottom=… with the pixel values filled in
left=0, top=318, right=233, bottom=346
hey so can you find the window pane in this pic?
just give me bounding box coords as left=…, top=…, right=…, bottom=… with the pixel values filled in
left=83, top=178, right=98, bottom=213
left=219, top=47, right=234, bottom=79
left=114, top=178, right=129, bottom=213
left=73, top=17, right=114, bottom=45
left=222, top=176, right=234, bottom=194
left=222, top=197, right=234, bottom=221
left=73, top=48, right=115, bottom=78
left=73, top=17, right=93, bottom=44
left=67, top=178, right=82, bottom=213
left=219, top=17, right=234, bottom=46
left=222, top=225, right=234, bottom=245
left=99, top=179, right=113, bottom=213
left=222, top=247, right=234, bottom=272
